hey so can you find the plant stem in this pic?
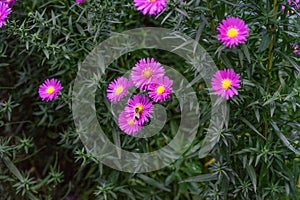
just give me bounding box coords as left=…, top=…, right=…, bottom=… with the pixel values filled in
left=267, top=0, right=278, bottom=74
left=208, top=0, right=215, bottom=31
left=264, top=0, right=279, bottom=137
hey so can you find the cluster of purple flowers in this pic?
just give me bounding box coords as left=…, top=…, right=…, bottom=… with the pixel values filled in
left=131, top=2, right=244, bottom=102
left=282, top=0, right=300, bottom=15
left=0, top=0, right=17, bottom=28
left=37, top=0, right=299, bottom=116
left=106, top=58, right=173, bottom=135
left=288, top=0, right=300, bottom=9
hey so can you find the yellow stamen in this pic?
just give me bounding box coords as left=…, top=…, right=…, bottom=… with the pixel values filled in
left=135, top=105, right=144, bottom=113
left=227, top=28, right=239, bottom=38
left=128, top=119, right=135, bottom=126
left=46, top=86, right=55, bottom=94
left=222, top=79, right=232, bottom=89
left=157, top=86, right=165, bottom=94
left=115, top=86, right=124, bottom=95
left=149, top=0, right=156, bottom=2
left=143, top=69, right=153, bottom=79
left=198, top=84, right=205, bottom=90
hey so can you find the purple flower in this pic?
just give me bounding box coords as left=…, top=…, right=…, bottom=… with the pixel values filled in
left=212, top=69, right=241, bottom=100
left=39, top=78, right=63, bottom=101
left=118, top=110, right=143, bottom=135
left=293, top=45, right=300, bottom=55
left=134, top=0, right=168, bottom=15
left=0, top=2, right=11, bottom=28
left=217, top=17, right=250, bottom=48
left=131, top=58, right=165, bottom=90
left=1, top=0, right=17, bottom=7
left=107, top=77, right=130, bottom=104
left=148, top=76, right=173, bottom=102
left=76, top=0, right=86, bottom=3
left=283, top=0, right=300, bottom=15
left=125, top=94, right=153, bottom=125
left=288, top=0, right=300, bottom=8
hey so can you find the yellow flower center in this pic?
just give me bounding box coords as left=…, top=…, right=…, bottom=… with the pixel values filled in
left=157, top=86, right=165, bottom=94
left=7, top=0, right=12, bottom=2
left=143, top=69, right=153, bottom=79
left=115, top=86, right=124, bottom=95
left=149, top=0, right=156, bottom=2
left=227, top=28, right=239, bottom=38
left=128, top=119, right=135, bottom=126
left=222, top=79, right=232, bottom=89
left=135, top=105, right=144, bottom=113
left=46, top=86, right=55, bottom=94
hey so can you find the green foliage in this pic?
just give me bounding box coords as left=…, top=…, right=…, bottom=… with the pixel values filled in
left=0, top=0, right=299, bottom=199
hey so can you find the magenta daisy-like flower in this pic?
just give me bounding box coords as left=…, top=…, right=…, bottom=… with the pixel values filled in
left=125, top=94, right=153, bottom=125
left=217, top=17, right=249, bottom=48
left=39, top=78, right=63, bottom=101
left=107, top=77, right=130, bottom=104
left=134, top=0, right=168, bottom=15
left=118, top=110, right=142, bottom=135
left=131, top=58, right=165, bottom=90
left=148, top=76, right=173, bottom=102
left=1, top=0, right=17, bottom=7
left=211, top=69, right=241, bottom=100
left=0, top=2, right=11, bottom=28
left=76, top=0, right=86, bottom=3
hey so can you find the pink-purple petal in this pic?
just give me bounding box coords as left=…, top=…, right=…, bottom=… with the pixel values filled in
left=211, top=68, right=241, bottom=100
